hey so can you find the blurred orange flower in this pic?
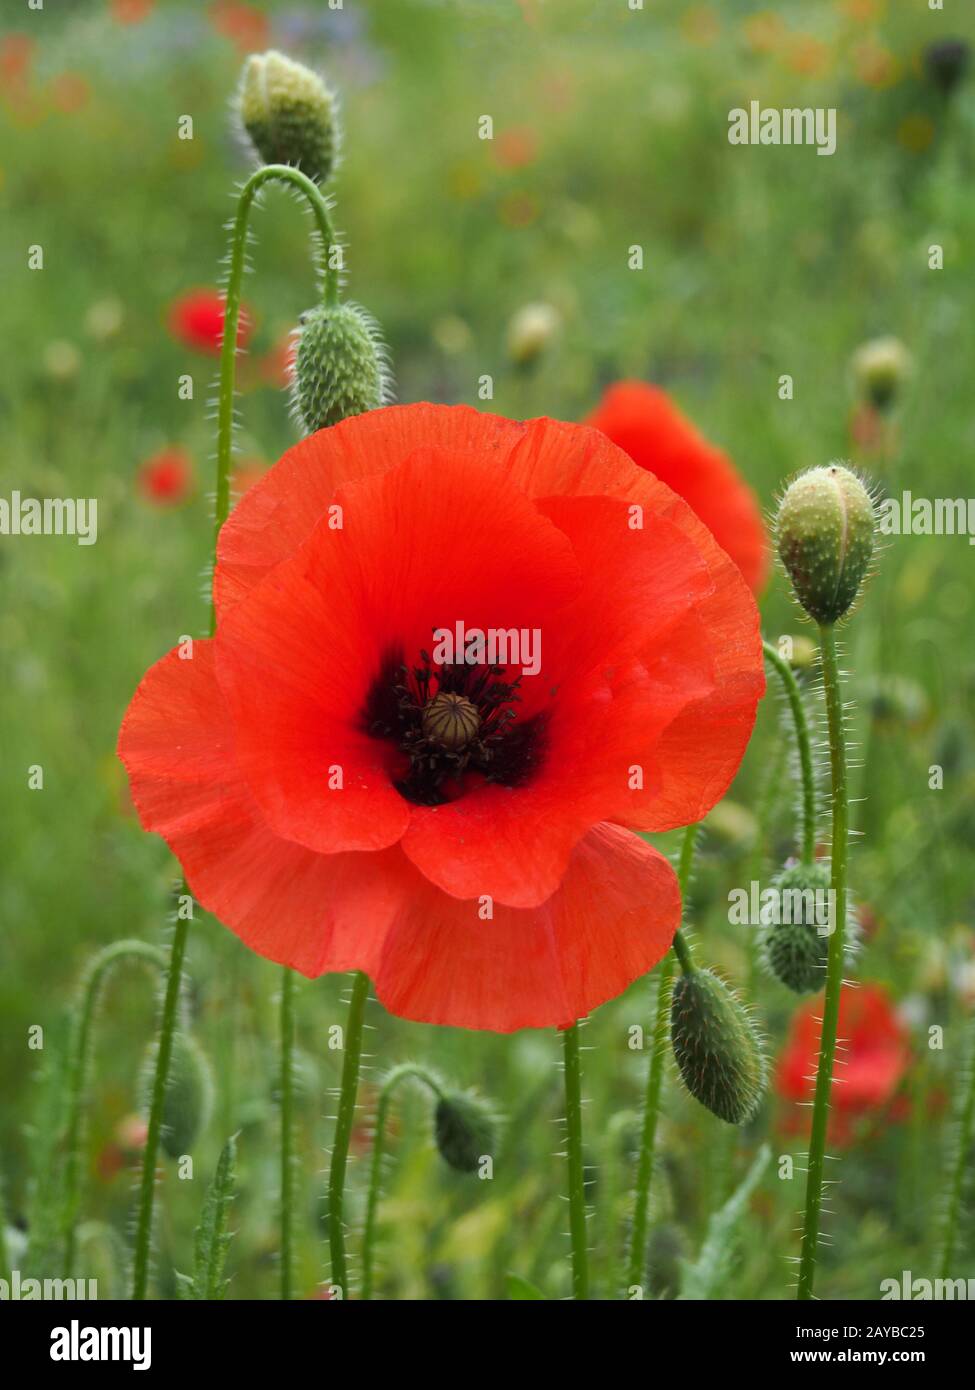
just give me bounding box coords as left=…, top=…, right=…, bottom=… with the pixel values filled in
left=167, top=288, right=253, bottom=356
left=51, top=73, right=92, bottom=114
left=493, top=126, right=538, bottom=171
left=209, top=1, right=269, bottom=54
left=110, top=0, right=155, bottom=22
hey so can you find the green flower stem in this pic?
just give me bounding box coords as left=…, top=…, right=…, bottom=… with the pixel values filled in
left=63, top=940, right=166, bottom=1275
left=938, top=1012, right=975, bottom=1280
left=762, top=639, right=817, bottom=863
left=131, top=918, right=189, bottom=1299
left=133, top=165, right=339, bottom=1301
left=213, top=163, right=339, bottom=622
left=562, top=1020, right=589, bottom=1300
left=279, top=967, right=297, bottom=1301
left=328, top=970, right=370, bottom=1299
left=797, top=623, right=849, bottom=1301
left=361, top=1063, right=445, bottom=1301
left=624, top=823, right=699, bottom=1294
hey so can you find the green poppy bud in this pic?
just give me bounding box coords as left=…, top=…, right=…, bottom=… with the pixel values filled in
left=141, top=1032, right=213, bottom=1160
left=776, top=464, right=875, bottom=625
left=237, top=50, right=339, bottom=184
left=850, top=336, right=912, bottom=412
left=434, top=1090, right=497, bottom=1174
left=670, top=969, right=766, bottom=1125
left=290, top=302, right=391, bottom=433
left=762, top=861, right=832, bottom=994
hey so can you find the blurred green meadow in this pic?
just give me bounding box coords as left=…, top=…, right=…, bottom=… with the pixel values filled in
left=1, top=0, right=974, bottom=1300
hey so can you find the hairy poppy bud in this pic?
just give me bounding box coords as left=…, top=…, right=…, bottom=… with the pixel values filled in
left=776, top=464, right=875, bottom=625
left=850, top=336, right=912, bottom=412
left=142, top=1032, right=213, bottom=1160
left=762, top=861, right=832, bottom=994
left=434, top=1090, right=497, bottom=1173
left=237, top=50, right=339, bottom=184
left=290, top=303, right=391, bottom=433
left=670, top=969, right=766, bottom=1125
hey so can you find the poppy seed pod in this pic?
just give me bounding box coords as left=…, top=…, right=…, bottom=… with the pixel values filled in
left=776, top=464, right=875, bottom=625
left=290, top=303, right=391, bottom=433
left=434, top=1090, right=497, bottom=1173
left=762, top=861, right=832, bottom=994
left=237, top=50, right=339, bottom=184
left=670, top=968, right=766, bottom=1125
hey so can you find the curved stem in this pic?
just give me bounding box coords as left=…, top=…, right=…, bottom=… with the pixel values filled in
left=763, top=639, right=817, bottom=864
left=62, top=941, right=167, bottom=1275
left=624, top=823, right=699, bottom=1294
left=938, top=1012, right=975, bottom=1280
left=213, top=163, right=339, bottom=631
left=361, top=1063, right=444, bottom=1301
left=562, top=1021, right=589, bottom=1300
left=327, top=970, right=370, bottom=1299
left=279, top=967, right=297, bottom=1301
left=131, top=919, right=189, bottom=1299
left=797, top=624, right=849, bottom=1301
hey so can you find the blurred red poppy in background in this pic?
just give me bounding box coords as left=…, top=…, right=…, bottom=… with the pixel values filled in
left=586, top=381, right=769, bottom=594
left=777, top=982, right=910, bottom=1144
left=167, top=288, right=252, bottom=356
left=119, top=404, right=763, bottom=1031
left=138, top=447, right=193, bottom=505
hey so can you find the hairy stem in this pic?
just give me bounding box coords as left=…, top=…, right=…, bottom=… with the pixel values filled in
left=563, top=1021, right=589, bottom=1299
left=131, top=919, right=189, bottom=1299
left=361, top=1063, right=444, bottom=1300
left=624, top=824, right=699, bottom=1294
left=938, top=1011, right=975, bottom=1280
left=762, top=639, right=817, bottom=863
left=797, top=624, right=849, bottom=1300
left=279, top=967, right=297, bottom=1301
left=327, top=970, right=370, bottom=1299
left=63, top=940, right=166, bottom=1275
left=213, top=163, right=338, bottom=624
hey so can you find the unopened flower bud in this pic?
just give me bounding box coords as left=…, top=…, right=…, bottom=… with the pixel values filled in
left=142, top=1032, right=213, bottom=1160
left=290, top=303, right=391, bottom=433
left=850, top=336, right=912, bottom=412
left=762, top=861, right=831, bottom=994
left=506, top=302, right=560, bottom=366
left=776, top=464, right=875, bottom=625
left=670, top=968, right=766, bottom=1125
left=237, top=50, right=339, bottom=184
left=434, top=1090, right=497, bottom=1173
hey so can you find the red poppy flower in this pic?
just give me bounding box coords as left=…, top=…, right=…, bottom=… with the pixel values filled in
left=167, top=289, right=252, bottom=357
left=585, top=382, right=770, bottom=594
left=118, top=404, right=763, bottom=1031
left=138, top=448, right=193, bottom=506
left=776, top=983, right=910, bottom=1143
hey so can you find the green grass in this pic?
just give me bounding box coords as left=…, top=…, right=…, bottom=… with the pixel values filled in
left=1, top=0, right=974, bottom=1299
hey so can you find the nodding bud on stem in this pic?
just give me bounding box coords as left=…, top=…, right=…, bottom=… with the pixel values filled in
left=237, top=50, right=339, bottom=184
left=291, top=303, right=391, bottom=433
left=434, top=1090, right=497, bottom=1174
left=670, top=968, right=766, bottom=1125
left=776, top=463, right=875, bottom=626
left=762, top=861, right=831, bottom=994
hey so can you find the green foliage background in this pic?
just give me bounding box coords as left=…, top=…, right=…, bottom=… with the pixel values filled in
left=1, top=0, right=973, bottom=1299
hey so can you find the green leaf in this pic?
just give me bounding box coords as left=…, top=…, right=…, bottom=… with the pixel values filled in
left=678, top=1144, right=771, bottom=1300
left=178, top=1134, right=238, bottom=1300
left=505, top=1272, right=547, bottom=1300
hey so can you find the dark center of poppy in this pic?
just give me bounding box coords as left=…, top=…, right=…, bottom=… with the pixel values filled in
left=362, top=646, right=546, bottom=806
